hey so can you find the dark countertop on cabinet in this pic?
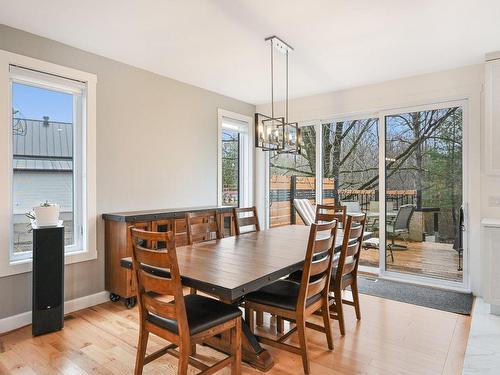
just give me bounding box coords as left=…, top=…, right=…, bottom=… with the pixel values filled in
left=102, top=205, right=234, bottom=222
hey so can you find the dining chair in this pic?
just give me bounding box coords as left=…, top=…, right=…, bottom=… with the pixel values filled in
left=315, top=204, right=347, bottom=228
left=285, top=205, right=346, bottom=295
left=244, top=220, right=338, bottom=374
left=185, top=210, right=222, bottom=245
left=233, top=206, right=260, bottom=235
left=232, top=206, right=266, bottom=326
left=130, top=227, right=242, bottom=375
left=328, top=213, right=366, bottom=336
left=185, top=210, right=222, bottom=294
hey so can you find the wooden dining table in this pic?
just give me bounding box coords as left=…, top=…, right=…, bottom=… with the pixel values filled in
left=120, top=224, right=370, bottom=371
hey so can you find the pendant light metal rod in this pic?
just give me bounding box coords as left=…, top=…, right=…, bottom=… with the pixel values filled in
left=271, top=39, right=274, bottom=118
left=286, top=50, right=289, bottom=124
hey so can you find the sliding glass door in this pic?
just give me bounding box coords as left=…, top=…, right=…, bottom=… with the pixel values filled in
left=381, top=103, right=465, bottom=286
left=265, top=100, right=468, bottom=290
left=322, top=118, right=380, bottom=271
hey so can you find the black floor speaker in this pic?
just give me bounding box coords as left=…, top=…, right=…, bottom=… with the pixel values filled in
left=32, top=224, right=64, bottom=336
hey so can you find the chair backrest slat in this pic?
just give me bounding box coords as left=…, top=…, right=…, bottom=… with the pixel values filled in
left=142, top=293, right=176, bottom=320
left=345, top=241, right=360, bottom=258
left=314, top=236, right=335, bottom=254
left=189, top=222, right=220, bottom=235
left=134, top=245, right=172, bottom=269
left=334, top=214, right=366, bottom=287
left=342, top=261, right=356, bottom=276
left=306, top=274, right=329, bottom=299
left=297, top=220, right=338, bottom=310
left=186, top=210, right=222, bottom=245
left=315, top=204, right=347, bottom=227
left=238, top=216, right=257, bottom=228
left=233, top=207, right=260, bottom=235
left=310, top=256, right=332, bottom=277
left=130, top=227, right=189, bottom=336
left=139, top=270, right=177, bottom=296
left=349, top=225, right=364, bottom=240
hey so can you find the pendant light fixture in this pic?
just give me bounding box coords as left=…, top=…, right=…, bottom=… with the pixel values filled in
left=255, top=36, right=301, bottom=155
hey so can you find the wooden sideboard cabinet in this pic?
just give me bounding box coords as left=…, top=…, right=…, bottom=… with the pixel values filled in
left=102, top=206, right=234, bottom=308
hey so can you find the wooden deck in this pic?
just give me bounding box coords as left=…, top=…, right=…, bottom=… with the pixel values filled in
left=360, top=240, right=463, bottom=282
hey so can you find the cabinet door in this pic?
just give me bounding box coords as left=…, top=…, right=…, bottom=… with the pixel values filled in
left=485, top=59, right=500, bottom=175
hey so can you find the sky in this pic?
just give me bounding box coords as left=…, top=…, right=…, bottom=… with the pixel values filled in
left=12, top=82, right=73, bottom=123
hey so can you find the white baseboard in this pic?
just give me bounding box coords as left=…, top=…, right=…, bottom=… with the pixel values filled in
left=0, top=290, right=109, bottom=334
left=63, top=291, right=109, bottom=314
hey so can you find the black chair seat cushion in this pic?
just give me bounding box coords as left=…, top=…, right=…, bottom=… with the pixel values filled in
left=147, top=294, right=241, bottom=336
left=244, top=280, right=322, bottom=311
left=288, top=267, right=353, bottom=285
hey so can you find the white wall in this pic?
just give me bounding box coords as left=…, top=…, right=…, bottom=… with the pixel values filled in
left=257, top=64, right=486, bottom=295
left=0, top=24, right=255, bottom=320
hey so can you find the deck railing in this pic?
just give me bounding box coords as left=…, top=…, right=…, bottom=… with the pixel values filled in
left=269, top=175, right=417, bottom=226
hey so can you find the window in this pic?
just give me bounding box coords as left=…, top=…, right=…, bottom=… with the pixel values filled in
left=221, top=127, right=240, bottom=206
left=10, top=68, right=86, bottom=262
left=218, top=109, right=252, bottom=208
left=0, top=50, right=97, bottom=276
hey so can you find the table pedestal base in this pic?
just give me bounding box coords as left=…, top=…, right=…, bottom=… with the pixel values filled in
left=203, top=318, right=274, bottom=372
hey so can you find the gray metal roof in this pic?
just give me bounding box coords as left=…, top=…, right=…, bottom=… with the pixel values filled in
left=12, top=118, right=73, bottom=171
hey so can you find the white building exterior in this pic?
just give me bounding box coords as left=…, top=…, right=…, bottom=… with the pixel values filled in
left=12, top=118, right=73, bottom=251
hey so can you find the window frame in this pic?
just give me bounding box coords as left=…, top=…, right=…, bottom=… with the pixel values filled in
left=217, top=109, right=253, bottom=208
left=10, top=76, right=83, bottom=261
left=220, top=127, right=241, bottom=206
left=0, top=49, right=97, bottom=277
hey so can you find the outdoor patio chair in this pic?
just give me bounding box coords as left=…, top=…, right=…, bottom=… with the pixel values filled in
left=369, top=201, right=394, bottom=212
left=366, top=201, right=395, bottom=232
left=341, top=201, right=361, bottom=214
left=293, top=199, right=315, bottom=225
left=386, top=204, right=415, bottom=262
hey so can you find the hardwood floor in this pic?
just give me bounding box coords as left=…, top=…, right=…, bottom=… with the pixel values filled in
left=0, top=292, right=470, bottom=375
left=360, top=240, right=463, bottom=282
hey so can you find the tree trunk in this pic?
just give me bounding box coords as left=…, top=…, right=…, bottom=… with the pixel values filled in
left=331, top=122, right=344, bottom=204
left=412, top=112, right=424, bottom=209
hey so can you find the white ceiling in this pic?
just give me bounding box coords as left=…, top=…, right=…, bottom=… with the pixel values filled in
left=1, top=0, right=500, bottom=104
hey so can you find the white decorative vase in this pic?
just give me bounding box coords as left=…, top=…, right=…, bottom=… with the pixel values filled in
left=33, top=204, right=60, bottom=226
